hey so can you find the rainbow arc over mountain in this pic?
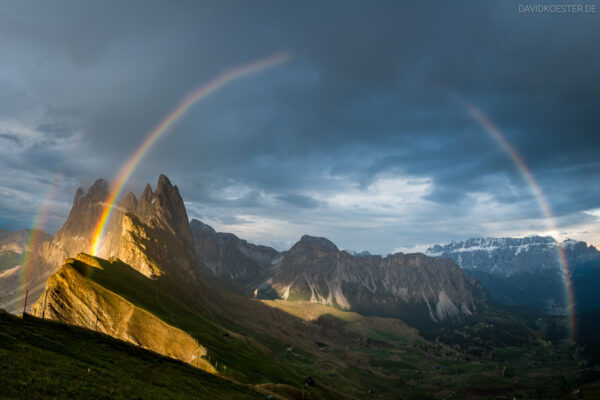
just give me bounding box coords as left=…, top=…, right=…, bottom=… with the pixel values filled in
left=448, top=90, right=576, bottom=338
left=16, top=55, right=576, bottom=339
left=89, top=52, right=290, bottom=257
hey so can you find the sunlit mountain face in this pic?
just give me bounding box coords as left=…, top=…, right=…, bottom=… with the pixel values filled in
left=1, top=1, right=599, bottom=399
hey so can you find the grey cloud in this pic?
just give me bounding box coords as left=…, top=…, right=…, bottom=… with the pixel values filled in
left=36, top=121, right=75, bottom=139
left=277, top=193, right=322, bottom=209
left=0, top=133, right=23, bottom=146
left=217, top=215, right=255, bottom=226
left=0, top=1, right=598, bottom=250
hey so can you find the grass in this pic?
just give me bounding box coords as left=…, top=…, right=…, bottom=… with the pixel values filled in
left=27, top=255, right=600, bottom=399
left=261, top=300, right=363, bottom=323
left=0, top=310, right=264, bottom=400
left=65, top=256, right=302, bottom=385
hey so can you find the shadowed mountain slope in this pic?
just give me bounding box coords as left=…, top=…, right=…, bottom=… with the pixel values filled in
left=190, top=219, right=279, bottom=287
left=190, top=223, right=487, bottom=328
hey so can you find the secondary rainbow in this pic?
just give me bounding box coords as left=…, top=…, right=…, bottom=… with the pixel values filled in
left=18, top=171, right=63, bottom=310
left=447, top=90, right=576, bottom=338
left=90, top=52, right=291, bottom=257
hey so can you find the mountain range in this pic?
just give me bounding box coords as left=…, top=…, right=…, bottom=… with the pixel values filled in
left=192, top=220, right=485, bottom=328
left=1, top=175, right=599, bottom=398
left=191, top=219, right=600, bottom=318
left=426, top=237, right=600, bottom=314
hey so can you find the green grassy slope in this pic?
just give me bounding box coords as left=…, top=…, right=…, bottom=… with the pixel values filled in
left=28, top=254, right=600, bottom=399
left=0, top=310, right=263, bottom=400
left=65, top=256, right=303, bottom=385
left=51, top=256, right=349, bottom=399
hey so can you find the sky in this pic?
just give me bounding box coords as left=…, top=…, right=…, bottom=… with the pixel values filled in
left=0, top=0, right=599, bottom=254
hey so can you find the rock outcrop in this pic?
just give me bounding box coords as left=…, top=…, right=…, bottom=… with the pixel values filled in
left=35, top=174, right=195, bottom=268
left=190, top=219, right=279, bottom=285
left=3, top=175, right=199, bottom=314
left=39, top=179, right=119, bottom=265
left=117, top=213, right=164, bottom=278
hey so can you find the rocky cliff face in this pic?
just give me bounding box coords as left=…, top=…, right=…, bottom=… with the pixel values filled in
left=30, top=254, right=214, bottom=373
left=189, top=223, right=486, bottom=326
left=255, top=235, right=485, bottom=326
left=37, top=179, right=122, bottom=267
left=37, top=175, right=198, bottom=279
left=117, top=213, right=165, bottom=278
left=136, top=176, right=194, bottom=247
left=3, top=175, right=199, bottom=313
left=190, top=219, right=279, bottom=285
left=112, top=176, right=199, bottom=283
left=36, top=174, right=194, bottom=267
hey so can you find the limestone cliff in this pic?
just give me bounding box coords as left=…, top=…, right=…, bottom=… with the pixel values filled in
left=255, top=235, right=487, bottom=328
left=38, top=179, right=125, bottom=265
left=7, top=175, right=200, bottom=314
left=117, top=213, right=164, bottom=279
left=36, top=174, right=195, bottom=271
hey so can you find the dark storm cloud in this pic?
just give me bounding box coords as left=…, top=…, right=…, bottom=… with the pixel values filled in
left=0, top=0, right=598, bottom=250
left=277, top=193, right=322, bottom=209
left=216, top=215, right=254, bottom=226
left=0, top=133, right=23, bottom=146
left=36, top=122, right=75, bottom=139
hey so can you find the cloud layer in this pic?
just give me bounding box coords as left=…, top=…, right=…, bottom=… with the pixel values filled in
left=1, top=1, right=598, bottom=252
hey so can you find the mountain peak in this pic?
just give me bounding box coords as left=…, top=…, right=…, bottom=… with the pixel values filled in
left=155, top=174, right=179, bottom=194
left=190, top=219, right=216, bottom=234
left=140, top=183, right=153, bottom=202
left=135, top=175, right=193, bottom=248
left=73, top=187, right=85, bottom=202
left=345, top=250, right=373, bottom=258
left=291, top=235, right=339, bottom=255
left=43, top=177, right=113, bottom=265
left=120, top=191, right=138, bottom=212
left=87, top=179, right=109, bottom=200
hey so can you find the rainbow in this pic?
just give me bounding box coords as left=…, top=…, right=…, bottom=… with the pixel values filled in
left=18, top=172, right=63, bottom=310
left=447, top=90, right=576, bottom=338
left=89, top=52, right=291, bottom=256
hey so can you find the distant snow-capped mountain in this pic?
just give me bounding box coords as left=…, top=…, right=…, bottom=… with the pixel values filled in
left=426, top=236, right=599, bottom=276
left=426, top=236, right=600, bottom=315
left=344, top=250, right=374, bottom=258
